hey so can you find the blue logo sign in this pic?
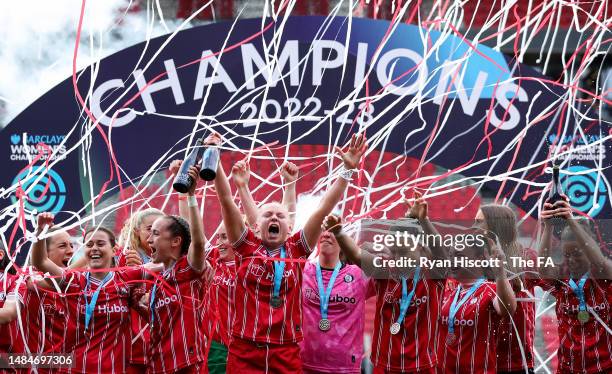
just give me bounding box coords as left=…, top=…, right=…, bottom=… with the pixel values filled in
left=562, top=165, right=608, bottom=217
left=11, top=166, right=67, bottom=214
left=10, top=134, right=20, bottom=145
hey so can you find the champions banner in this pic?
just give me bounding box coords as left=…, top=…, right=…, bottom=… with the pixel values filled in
left=1, top=16, right=609, bottom=232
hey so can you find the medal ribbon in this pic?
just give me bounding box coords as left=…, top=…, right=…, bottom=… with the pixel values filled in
left=393, top=267, right=422, bottom=328
left=84, top=272, right=113, bottom=332
left=315, top=261, right=342, bottom=320
left=149, top=283, right=157, bottom=328
left=448, top=277, right=485, bottom=335
left=568, top=272, right=589, bottom=313
left=272, top=246, right=286, bottom=301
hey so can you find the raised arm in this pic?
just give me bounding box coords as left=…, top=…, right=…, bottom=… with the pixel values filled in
left=280, top=162, right=299, bottom=227
left=538, top=202, right=561, bottom=279
left=185, top=164, right=207, bottom=272
left=232, top=160, right=258, bottom=228
left=169, top=160, right=190, bottom=221
left=405, top=191, right=447, bottom=260
left=302, top=134, right=367, bottom=249
left=31, top=213, right=64, bottom=277
left=210, top=136, right=246, bottom=245
left=489, top=240, right=517, bottom=317
left=552, top=199, right=612, bottom=278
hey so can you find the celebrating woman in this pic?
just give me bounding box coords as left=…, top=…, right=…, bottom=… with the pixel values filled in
left=116, top=207, right=164, bottom=374
left=213, top=132, right=367, bottom=373
left=146, top=162, right=211, bottom=373
left=437, top=236, right=517, bottom=373
left=118, top=208, right=164, bottom=267
left=538, top=199, right=612, bottom=373
left=31, top=213, right=159, bottom=374
left=206, top=160, right=298, bottom=373
left=13, top=226, right=75, bottom=361
left=301, top=219, right=373, bottom=374
left=206, top=225, right=236, bottom=374
left=474, top=204, right=539, bottom=374
left=330, top=195, right=447, bottom=374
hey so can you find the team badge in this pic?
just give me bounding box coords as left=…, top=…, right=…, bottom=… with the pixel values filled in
left=344, top=274, right=353, bottom=283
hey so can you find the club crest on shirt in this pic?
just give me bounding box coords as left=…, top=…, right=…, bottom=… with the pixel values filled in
left=247, top=263, right=266, bottom=277
left=344, top=274, right=354, bottom=283
left=470, top=298, right=478, bottom=305
left=119, top=287, right=128, bottom=296
left=305, top=288, right=315, bottom=300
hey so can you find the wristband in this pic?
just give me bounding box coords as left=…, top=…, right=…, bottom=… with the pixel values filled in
left=187, top=195, right=198, bottom=208
left=339, top=167, right=357, bottom=181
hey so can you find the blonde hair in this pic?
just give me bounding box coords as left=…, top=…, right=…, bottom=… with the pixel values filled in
left=118, top=208, right=164, bottom=251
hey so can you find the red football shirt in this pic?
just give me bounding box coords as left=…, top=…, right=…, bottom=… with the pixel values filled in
left=210, top=260, right=236, bottom=346
left=545, top=278, right=612, bottom=373
left=148, top=256, right=208, bottom=373
left=0, top=272, right=26, bottom=353
left=437, top=281, right=500, bottom=374
left=59, top=267, right=146, bottom=374
left=13, top=274, right=75, bottom=356
left=115, top=251, right=151, bottom=366
left=231, top=228, right=311, bottom=344
left=496, top=248, right=540, bottom=371
left=201, top=250, right=219, bottom=348
left=370, top=273, right=444, bottom=372
left=495, top=281, right=537, bottom=371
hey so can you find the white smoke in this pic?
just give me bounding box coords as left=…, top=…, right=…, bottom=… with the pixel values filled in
left=0, top=0, right=186, bottom=127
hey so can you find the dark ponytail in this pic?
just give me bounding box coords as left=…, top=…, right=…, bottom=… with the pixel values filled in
left=165, top=215, right=191, bottom=254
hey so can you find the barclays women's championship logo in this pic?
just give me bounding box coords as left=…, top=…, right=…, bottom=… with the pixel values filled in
left=562, top=165, right=608, bottom=217
left=10, top=166, right=67, bottom=214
